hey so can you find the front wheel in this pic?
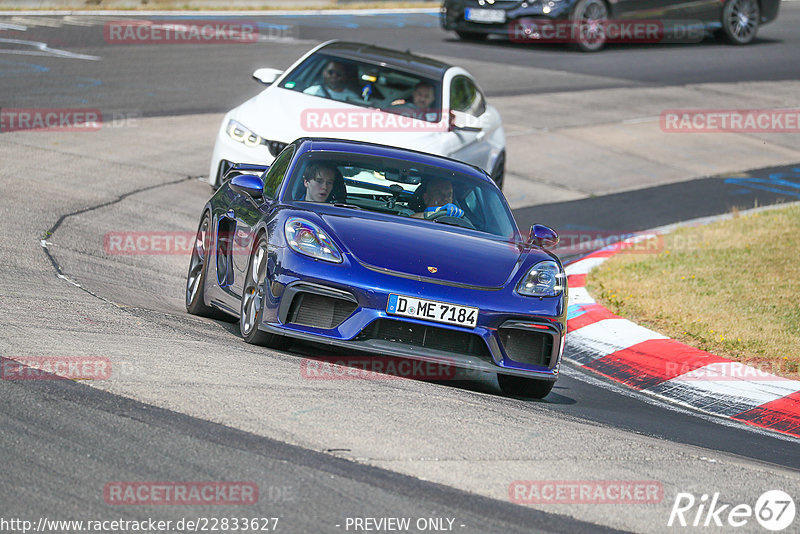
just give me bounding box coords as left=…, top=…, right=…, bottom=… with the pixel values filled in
left=569, top=0, right=609, bottom=52
left=498, top=374, right=555, bottom=399
left=186, top=212, right=217, bottom=317
left=240, top=234, right=290, bottom=349
left=720, top=0, right=760, bottom=44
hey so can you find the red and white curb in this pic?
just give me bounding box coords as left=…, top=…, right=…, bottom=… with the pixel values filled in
left=564, top=229, right=800, bottom=440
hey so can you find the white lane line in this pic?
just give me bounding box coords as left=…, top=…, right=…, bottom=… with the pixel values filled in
left=565, top=256, right=607, bottom=276
left=566, top=286, right=595, bottom=306
left=0, top=38, right=100, bottom=60
left=0, top=22, right=27, bottom=31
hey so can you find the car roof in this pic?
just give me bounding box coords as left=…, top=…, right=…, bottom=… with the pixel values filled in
left=315, top=41, right=452, bottom=80
left=292, top=137, right=492, bottom=183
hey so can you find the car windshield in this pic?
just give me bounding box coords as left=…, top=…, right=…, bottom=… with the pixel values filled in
left=286, top=152, right=517, bottom=239
left=278, top=53, right=442, bottom=123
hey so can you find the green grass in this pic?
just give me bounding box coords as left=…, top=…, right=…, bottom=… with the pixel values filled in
left=587, top=204, right=800, bottom=379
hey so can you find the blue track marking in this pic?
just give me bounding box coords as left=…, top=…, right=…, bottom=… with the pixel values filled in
left=0, top=58, right=49, bottom=76
left=567, top=304, right=589, bottom=320
left=725, top=168, right=800, bottom=199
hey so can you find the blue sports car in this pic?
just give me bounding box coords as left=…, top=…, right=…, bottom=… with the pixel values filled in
left=186, top=138, right=567, bottom=398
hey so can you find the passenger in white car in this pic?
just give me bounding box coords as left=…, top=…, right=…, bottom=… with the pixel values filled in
left=391, top=81, right=438, bottom=122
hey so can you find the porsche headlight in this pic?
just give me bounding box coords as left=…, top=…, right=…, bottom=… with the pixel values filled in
left=226, top=119, right=263, bottom=148
left=516, top=260, right=565, bottom=297
left=284, top=218, right=343, bottom=263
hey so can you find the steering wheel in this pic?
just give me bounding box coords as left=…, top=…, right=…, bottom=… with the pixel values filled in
left=426, top=209, right=457, bottom=221
left=427, top=210, right=476, bottom=230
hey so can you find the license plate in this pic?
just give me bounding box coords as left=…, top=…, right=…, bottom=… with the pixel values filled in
left=387, top=294, right=479, bottom=329
left=464, top=8, right=506, bottom=24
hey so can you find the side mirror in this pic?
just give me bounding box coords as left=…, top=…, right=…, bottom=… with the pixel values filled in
left=528, top=224, right=559, bottom=249
left=449, top=110, right=482, bottom=133
left=230, top=174, right=265, bottom=200
left=252, top=68, right=283, bottom=85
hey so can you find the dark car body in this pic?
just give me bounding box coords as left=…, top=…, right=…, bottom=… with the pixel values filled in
left=187, top=138, right=567, bottom=397
left=441, top=0, right=780, bottom=49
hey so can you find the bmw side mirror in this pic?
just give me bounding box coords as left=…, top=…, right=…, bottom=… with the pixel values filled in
left=448, top=110, right=482, bottom=133
left=252, top=68, right=283, bottom=85
left=528, top=224, right=559, bottom=249
left=230, top=175, right=265, bottom=200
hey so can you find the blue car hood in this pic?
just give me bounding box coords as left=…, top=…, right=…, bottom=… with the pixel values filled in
left=322, top=213, right=523, bottom=287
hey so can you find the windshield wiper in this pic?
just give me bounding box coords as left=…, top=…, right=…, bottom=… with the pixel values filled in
left=332, top=203, right=363, bottom=210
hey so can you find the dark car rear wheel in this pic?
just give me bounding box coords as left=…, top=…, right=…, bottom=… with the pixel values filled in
left=456, top=30, right=488, bottom=41
left=186, top=212, right=219, bottom=317
left=569, top=0, right=609, bottom=52
left=721, top=0, right=760, bottom=44
left=498, top=374, right=555, bottom=399
left=240, top=234, right=290, bottom=349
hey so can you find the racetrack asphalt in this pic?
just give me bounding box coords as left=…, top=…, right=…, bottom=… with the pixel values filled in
left=2, top=9, right=800, bottom=533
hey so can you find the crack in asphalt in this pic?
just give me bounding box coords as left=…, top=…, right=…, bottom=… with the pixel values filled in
left=39, top=174, right=196, bottom=306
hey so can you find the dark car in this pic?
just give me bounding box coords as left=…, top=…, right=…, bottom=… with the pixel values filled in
left=441, top=0, right=780, bottom=51
left=187, top=138, right=567, bottom=398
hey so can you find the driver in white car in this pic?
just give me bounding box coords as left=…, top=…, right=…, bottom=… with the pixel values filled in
left=303, top=60, right=361, bottom=102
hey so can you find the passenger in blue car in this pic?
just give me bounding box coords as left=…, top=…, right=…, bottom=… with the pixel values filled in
left=303, top=163, right=337, bottom=202
left=413, top=177, right=464, bottom=219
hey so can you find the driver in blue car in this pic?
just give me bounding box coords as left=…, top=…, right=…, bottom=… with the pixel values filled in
left=413, top=177, right=464, bottom=219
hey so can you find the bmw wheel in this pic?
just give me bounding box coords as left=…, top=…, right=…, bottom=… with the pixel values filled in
left=491, top=152, right=505, bottom=190
left=498, top=374, right=555, bottom=399
left=241, top=234, right=290, bottom=349
left=721, top=0, right=759, bottom=44
left=570, top=0, right=609, bottom=52
left=186, top=212, right=219, bottom=317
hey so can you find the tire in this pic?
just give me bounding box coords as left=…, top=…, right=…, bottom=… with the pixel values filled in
left=240, top=234, right=290, bottom=349
left=491, top=153, right=505, bottom=190
left=498, top=374, right=555, bottom=399
left=212, top=160, right=231, bottom=189
left=456, top=30, right=488, bottom=41
left=569, top=0, right=609, bottom=52
left=720, top=0, right=760, bottom=45
left=186, top=212, right=218, bottom=317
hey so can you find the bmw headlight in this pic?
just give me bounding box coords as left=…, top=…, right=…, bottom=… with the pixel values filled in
left=226, top=119, right=263, bottom=148
left=516, top=260, right=565, bottom=297
left=284, top=218, right=343, bottom=263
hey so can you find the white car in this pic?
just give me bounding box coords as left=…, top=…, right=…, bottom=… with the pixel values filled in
left=208, top=40, right=506, bottom=188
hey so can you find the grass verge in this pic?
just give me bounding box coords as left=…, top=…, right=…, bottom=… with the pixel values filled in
left=586, top=204, right=800, bottom=380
